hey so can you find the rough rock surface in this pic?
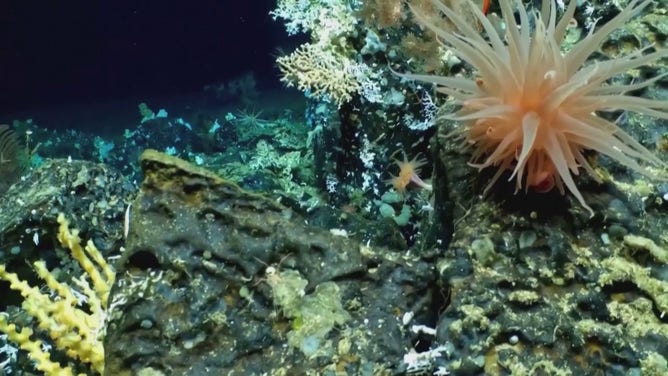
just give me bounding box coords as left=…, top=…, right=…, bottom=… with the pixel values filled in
left=429, top=117, right=668, bottom=375
left=104, top=150, right=439, bottom=376
left=0, top=158, right=131, bottom=273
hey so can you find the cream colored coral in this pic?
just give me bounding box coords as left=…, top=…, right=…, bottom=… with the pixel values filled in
left=277, top=43, right=361, bottom=106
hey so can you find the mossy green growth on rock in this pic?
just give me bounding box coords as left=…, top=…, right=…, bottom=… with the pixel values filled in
left=266, top=269, right=350, bottom=357
left=598, top=256, right=668, bottom=315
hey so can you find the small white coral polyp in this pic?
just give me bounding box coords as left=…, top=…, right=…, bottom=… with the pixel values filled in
left=404, top=0, right=668, bottom=215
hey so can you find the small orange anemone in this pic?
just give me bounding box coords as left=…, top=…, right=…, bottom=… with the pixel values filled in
left=387, top=153, right=433, bottom=193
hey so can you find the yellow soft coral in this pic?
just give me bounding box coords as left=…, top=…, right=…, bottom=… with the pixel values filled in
left=0, top=214, right=115, bottom=375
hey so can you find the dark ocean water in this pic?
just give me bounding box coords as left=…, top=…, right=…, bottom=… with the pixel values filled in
left=0, top=0, right=297, bottom=130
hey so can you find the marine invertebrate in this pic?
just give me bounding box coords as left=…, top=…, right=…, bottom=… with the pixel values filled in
left=276, top=43, right=361, bottom=106
left=0, top=214, right=114, bottom=375
left=0, top=124, right=26, bottom=194
left=404, top=0, right=668, bottom=214
left=231, top=108, right=272, bottom=128
left=272, top=0, right=363, bottom=106
left=387, top=152, right=433, bottom=193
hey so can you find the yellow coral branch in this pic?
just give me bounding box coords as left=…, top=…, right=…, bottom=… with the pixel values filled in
left=0, top=315, right=78, bottom=376
left=0, top=214, right=115, bottom=375
left=57, top=213, right=115, bottom=307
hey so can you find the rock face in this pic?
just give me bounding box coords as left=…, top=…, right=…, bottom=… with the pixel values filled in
left=2, top=147, right=665, bottom=375
left=427, top=119, right=668, bottom=375
left=102, top=138, right=668, bottom=376
left=0, top=158, right=131, bottom=276
left=104, top=150, right=438, bottom=376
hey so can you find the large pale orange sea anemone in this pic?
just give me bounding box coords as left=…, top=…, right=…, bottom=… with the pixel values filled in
left=403, top=0, right=668, bottom=215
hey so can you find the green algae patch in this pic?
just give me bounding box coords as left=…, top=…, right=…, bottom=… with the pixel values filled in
left=267, top=269, right=350, bottom=357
